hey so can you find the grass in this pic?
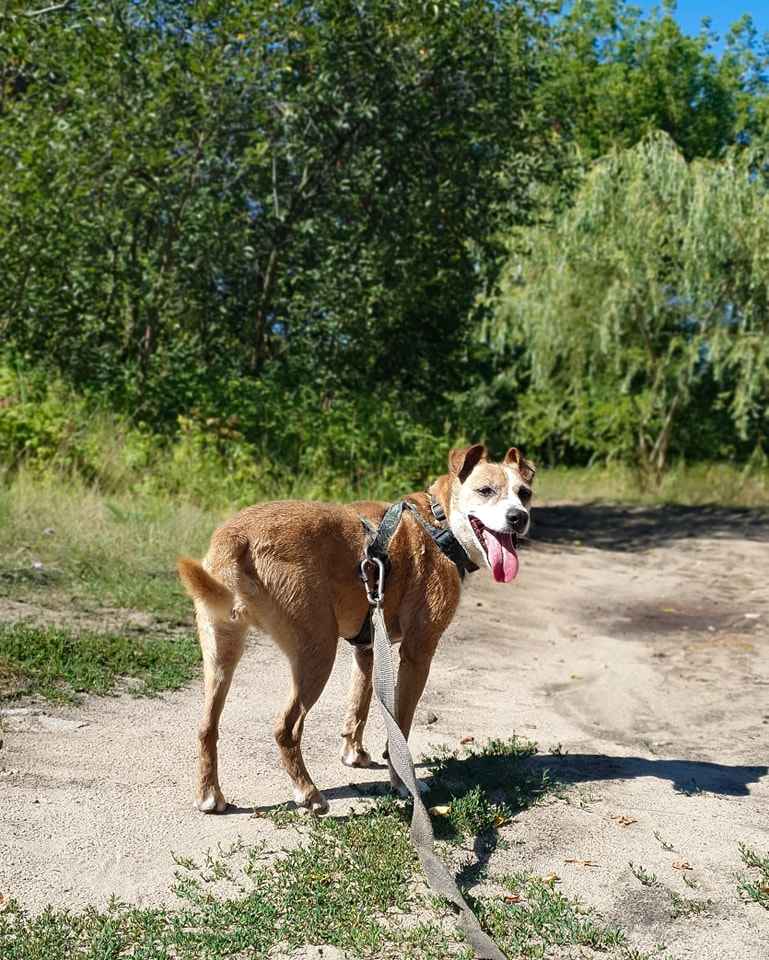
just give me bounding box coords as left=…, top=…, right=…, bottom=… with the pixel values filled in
left=0, top=473, right=219, bottom=619
left=478, top=873, right=637, bottom=959
left=1, top=459, right=767, bottom=626
left=737, top=842, right=769, bottom=909
left=0, top=621, right=200, bottom=702
left=0, top=741, right=655, bottom=960
left=536, top=461, right=769, bottom=507
left=423, top=736, right=552, bottom=842
left=629, top=863, right=712, bottom=920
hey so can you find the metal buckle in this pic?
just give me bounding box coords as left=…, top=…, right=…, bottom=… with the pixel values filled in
left=360, top=556, right=385, bottom=607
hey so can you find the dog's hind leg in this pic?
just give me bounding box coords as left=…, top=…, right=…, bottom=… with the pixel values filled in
left=340, top=645, right=373, bottom=768
left=274, top=630, right=337, bottom=815
left=195, top=611, right=247, bottom=813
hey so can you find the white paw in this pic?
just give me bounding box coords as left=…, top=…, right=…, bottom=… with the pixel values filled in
left=195, top=789, right=227, bottom=813
left=294, top=787, right=329, bottom=815
left=341, top=747, right=372, bottom=768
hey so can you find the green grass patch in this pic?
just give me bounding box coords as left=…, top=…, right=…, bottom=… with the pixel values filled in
left=424, top=736, right=552, bottom=842
left=0, top=621, right=199, bottom=702
left=0, top=474, right=219, bottom=619
left=478, top=873, right=639, bottom=959
left=538, top=461, right=769, bottom=507
left=0, top=779, right=654, bottom=960
left=737, top=842, right=769, bottom=909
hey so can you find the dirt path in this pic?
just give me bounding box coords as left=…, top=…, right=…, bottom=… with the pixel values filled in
left=1, top=504, right=768, bottom=957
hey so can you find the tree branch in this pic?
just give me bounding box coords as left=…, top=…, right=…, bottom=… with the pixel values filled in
left=25, top=1, right=71, bottom=16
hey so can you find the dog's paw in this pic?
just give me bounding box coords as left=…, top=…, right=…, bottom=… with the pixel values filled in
left=294, top=787, right=329, bottom=816
left=195, top=788, right=227, bottom=814
left=341, top=746, right=372, bottom=768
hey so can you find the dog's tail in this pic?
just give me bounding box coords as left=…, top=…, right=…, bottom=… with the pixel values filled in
left=177, top=557, right=234, bottom=620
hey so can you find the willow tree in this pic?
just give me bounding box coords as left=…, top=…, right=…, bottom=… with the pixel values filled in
left=491, top=134, right=769, bottom=480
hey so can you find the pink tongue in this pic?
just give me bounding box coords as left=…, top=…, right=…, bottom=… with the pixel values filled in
left=482, top=529, right=519, bottom=583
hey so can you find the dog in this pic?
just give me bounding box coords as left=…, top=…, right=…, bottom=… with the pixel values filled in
left=177, top=443, right=534, bottom=814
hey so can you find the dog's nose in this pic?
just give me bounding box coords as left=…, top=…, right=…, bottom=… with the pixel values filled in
left=506, top=507, right=528, bottom=532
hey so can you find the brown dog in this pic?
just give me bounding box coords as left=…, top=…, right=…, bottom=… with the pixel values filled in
left=178, top=443, right=534, bottom=814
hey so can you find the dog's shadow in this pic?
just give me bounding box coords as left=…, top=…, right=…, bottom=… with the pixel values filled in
left=448, top=751, right=768, bottom=889
left=529, top=752, right=768, bottom=797
left=219, top=751, right=767, bottom=822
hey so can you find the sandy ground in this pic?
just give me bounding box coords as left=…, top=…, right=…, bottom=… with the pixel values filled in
left=1, top=503, right=768, bottom=957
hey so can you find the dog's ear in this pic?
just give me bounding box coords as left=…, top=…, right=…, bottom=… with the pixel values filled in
left=449, top=444, right=487, bottom=483
left=503, top=447, right=536, bottom=484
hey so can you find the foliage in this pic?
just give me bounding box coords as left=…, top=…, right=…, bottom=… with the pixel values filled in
left=543, top=0, right=769, bottom=161
left=0, top=0, right=562, bottom=428
left=1, top=2, right=768, bottom=481
left=491, top=134, right=769, bottom=480
left=737, top=842, right=769, bottom=909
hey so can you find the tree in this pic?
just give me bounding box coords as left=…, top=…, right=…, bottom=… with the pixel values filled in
left=541, top=0, right=769, bottom=160
left=0, top=0, right=563, bottom=427
left=490, top=134, right=769, bottom=480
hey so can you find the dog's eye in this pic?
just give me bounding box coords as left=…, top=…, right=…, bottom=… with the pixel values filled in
left=518, top=487, right=532, bottom=504
left=476, top=486, right=496, bottom=498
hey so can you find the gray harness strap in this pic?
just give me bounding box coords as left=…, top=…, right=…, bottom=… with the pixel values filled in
left=359, top=502, right=507, bottom=959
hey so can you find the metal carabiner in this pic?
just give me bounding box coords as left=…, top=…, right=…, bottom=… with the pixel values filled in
left=360, top=556, right=386, bottom=607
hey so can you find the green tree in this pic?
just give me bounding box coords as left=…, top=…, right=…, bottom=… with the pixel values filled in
left=542, top=0, right=769, bottom=160
left=491, top=134, right=769, bottom=480
left=0, top=0, right=562, bottom=427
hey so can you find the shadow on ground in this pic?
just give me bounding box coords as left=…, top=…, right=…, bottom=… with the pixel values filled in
left=528, top=752, right=768, bottom=797
left=532, top=504, right=769, bottom=552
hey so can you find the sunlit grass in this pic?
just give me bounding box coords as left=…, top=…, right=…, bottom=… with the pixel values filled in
left=537, top=461, right=769, bottom=507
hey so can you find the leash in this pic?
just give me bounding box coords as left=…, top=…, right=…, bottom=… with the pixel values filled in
left=360, top=502, right=508, bottom=960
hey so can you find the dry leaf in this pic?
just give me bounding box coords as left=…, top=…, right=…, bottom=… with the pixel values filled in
left=611, top=815, right=638, bottom=827
left=565, top=859, right=600, bottom=867
left=672, top=860, right=693, bottom=871
left=460, top=736, right=475, bottom=745
left=429, top=804, right=451, bottom=816
left=542, top=873, right=560, bottom=885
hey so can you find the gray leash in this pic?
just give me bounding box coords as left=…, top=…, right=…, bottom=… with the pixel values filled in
left=369, top=601, right=508, bottom=960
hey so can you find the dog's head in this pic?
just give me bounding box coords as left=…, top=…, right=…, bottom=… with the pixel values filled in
left=438, top=444, right=535, bottom=583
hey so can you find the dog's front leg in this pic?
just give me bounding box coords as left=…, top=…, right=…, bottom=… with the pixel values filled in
left=341, top=645, right=374, bottom=768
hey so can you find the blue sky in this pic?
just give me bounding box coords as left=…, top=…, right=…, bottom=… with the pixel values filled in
left=638, top=1, right=769, bottom=50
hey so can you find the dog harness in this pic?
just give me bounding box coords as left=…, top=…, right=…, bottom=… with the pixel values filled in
left=346, top=496, right=477, bottom=647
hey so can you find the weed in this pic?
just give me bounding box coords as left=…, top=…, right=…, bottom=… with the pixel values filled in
left=423, top=736, right=550, bottom=843
left=737, top=842, right=769, bottom=909
left=478, top=872, right=643, bottom=958
left=630, top=863, right=660, bottom=888
left=653, top=830, right=675, bottom=852
left=0, top=621, right=199, bottom=702
left=668, top=892, right=711, bottom=918
left=0, top=789, right=656, bottom=960
left=262, top=804, right=303, bottom=829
